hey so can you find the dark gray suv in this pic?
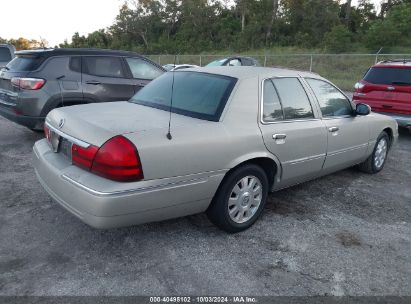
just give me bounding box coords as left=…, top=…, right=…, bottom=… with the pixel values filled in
left=0, top=48, right=165, bottom=130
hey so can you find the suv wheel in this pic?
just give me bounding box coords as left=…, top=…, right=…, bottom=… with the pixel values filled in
left=358, top=131, right=390, bottom=174
left=207, top=164, right=268, bottom=233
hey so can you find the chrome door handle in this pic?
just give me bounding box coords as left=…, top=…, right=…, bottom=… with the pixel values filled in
left=273, top=134, right=287, bottom=140
left=328, top=127, right=339, bottom=132
left=387, top=86, right=395, bottom=91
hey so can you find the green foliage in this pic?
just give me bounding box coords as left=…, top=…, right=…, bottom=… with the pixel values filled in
left=365, top=2, right=411, bottom=50
left=57, top=0, right=410, bottom=54
left=324, top=25, right=352, bottom=53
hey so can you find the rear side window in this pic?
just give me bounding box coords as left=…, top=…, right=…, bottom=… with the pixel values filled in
left=83, top=56, right=125, bottom=78
left=130, top=71, right=237, bottom=121
left=6, top=55, right=44, bottom=71
left=364, top=67, right=411, bottom=85
left=306, top=78, right=352, bottom=117
left=125, top=57, right=163, bottom=80
left=0, top=47, right=12, bottom=61
left=269, top=78, right=314, bottom=120
left=69, top=57, right=81, bottom=73
left=262, top=80, right=283, bottom=122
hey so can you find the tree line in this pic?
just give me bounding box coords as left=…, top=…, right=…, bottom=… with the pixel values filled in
left=4, top=0, right=411, bottom=53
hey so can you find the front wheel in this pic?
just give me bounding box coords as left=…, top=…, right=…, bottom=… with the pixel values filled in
left=207, top=164, right=269, bottom=233
left=358, top=131, right=390, bottom=174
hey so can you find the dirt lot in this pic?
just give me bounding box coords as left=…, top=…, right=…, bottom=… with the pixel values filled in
left=0, top=116, right=410, bottom=296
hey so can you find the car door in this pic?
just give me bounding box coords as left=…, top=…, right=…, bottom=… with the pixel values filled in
left=304, top=78, right=370, bottom=173
left=82, top=56, right=135, bottom=103
left=123, top=57, right=164, bottom=94
left=259, top=77, right=327, bottom=189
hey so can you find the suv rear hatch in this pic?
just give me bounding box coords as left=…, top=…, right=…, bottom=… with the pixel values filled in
left=0, top=54, right=45, bottom=107
left=354, top=65, right=411, bottom=115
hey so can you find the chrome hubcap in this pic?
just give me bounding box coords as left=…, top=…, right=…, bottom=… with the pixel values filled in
left=374, top=138, right=388, bottom=169
left=228, top=175, right=262, bottom=224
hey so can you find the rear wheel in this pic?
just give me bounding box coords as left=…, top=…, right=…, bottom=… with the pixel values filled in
left=207, top=164, right=268, bottom=233
left=358, top=131, right=390, bottom=174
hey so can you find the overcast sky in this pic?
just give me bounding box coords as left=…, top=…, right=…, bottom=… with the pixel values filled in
left=0, top=0, right=382, bottom=47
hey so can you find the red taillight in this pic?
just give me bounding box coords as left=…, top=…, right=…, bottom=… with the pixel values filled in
left=91, top=136, right=144, bottom=182
left=72, top=144, right=99, bottom=171
left=70, top=136, right=144, bottom=182
left=11, top=77, right=46, bottom=90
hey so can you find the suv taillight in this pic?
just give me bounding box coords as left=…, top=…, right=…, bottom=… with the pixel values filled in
left=71, top=136, right=144, bottom=182
left=11, top=77, right=46, bottom=90
left=354, top=82, right=365, bottom=90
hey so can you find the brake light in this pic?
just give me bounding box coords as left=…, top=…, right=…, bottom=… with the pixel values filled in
left=11, top=77, right=46, bottom=90
left=91, top=136, right=144, bottom=182
left=70, top=136, right=144, bottom=182
left=72, top=144, right=99, bottom=171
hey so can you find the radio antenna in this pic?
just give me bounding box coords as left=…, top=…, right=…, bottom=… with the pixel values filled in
left=166, top=54, right=178, bottom=140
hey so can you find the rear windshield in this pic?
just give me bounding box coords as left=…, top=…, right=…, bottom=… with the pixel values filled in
left=0, top=47, right=12, bottom=61
left=129, top=71, right=237, bottom=121
left=6, top=55, right=44, bottom=71
left=364, top=67, right=411, bottom=85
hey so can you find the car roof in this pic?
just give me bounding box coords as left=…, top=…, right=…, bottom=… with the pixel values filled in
left=15, top=48, right=145, bottom=58
left=182, top=66, right=322, bottom=80
left=373, top=60, right=411, bottom=68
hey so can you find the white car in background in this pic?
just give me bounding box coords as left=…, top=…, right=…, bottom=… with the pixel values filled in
left=163, top=64, right=200, bottom=71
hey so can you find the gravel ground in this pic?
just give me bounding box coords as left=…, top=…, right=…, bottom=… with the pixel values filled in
left=0, top=116, right=410, bottom=296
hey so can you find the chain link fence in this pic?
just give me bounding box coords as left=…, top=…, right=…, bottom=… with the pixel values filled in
left=145, top=53, right=411, bottom=91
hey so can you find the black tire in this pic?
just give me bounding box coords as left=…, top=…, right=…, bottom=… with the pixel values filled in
left=207, top=164, right=269, bottom=233
left=358, top=131, right=390, bottom=174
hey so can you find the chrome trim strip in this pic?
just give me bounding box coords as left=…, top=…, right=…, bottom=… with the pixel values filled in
left=45, top=122, right=90, bottom=148
left=61, top=174, right=213, bottom=197
left=282, top=153, right=326, bottom=165
left=327, top=143, right=368, bottom=156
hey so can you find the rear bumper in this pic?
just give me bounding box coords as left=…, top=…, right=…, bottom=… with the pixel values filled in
left=0, top=104, right=44, bottom=129
left=33, top=139, right=224, bottom=229
left=375, top=112, right=411, bottom=128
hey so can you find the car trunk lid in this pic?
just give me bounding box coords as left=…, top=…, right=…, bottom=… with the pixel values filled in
left=46, top=101, right=202, bottom=147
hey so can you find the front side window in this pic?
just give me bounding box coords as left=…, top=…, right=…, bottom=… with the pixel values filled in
left=125, top=57, right=163, bottom=80
left=83, top=56, right=125, bottom=78
left=306, top=78, right=352, bottom=117
left=129, top=71, right=237, bottom=121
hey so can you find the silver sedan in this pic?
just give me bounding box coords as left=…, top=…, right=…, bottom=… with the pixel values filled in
left=33, top=67, right=398, bottom=232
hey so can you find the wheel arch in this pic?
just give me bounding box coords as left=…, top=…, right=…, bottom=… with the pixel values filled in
left=225, top=153, right=282, bottom=190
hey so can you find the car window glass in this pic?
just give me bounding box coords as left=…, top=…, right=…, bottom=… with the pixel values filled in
left=263, top=80, right=283, bottom=122
left=271, top=78, right=314, bottom=120
left=0, top=47, right=12, bottom=61
left=83, top=56, right=124, bottom=78
left=228, top=59, right=241, bottom=66
left=6, top=56, right=44, bottom=71
left=125, top=57, right=163, bottom=80
left=306, top=78, right=352, bottom=117
left=130, top=71, right=236, bottom=121
left=69, top=57, right=81, bottom=73
left=364, top=67, right=411, bottom=85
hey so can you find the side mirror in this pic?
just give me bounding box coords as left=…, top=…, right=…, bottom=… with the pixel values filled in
left=355, top=103, right=371, bottom=116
